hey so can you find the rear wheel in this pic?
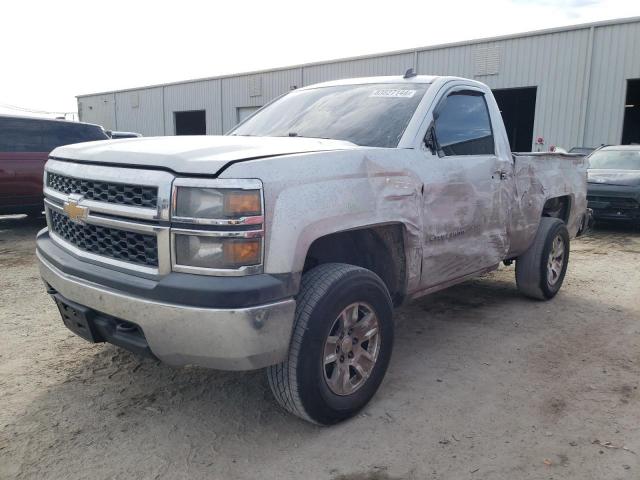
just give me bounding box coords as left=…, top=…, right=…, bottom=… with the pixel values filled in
left=267, top=263, right=394, bottom=425
left=516, top=217, right=570, bottom=300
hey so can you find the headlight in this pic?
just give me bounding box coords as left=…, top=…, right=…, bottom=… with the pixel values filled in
left=171, top=179, right=264, bottom=275
left=174, top=234, right=262, bottom=269
left=174, top=186, right=262, bottom=222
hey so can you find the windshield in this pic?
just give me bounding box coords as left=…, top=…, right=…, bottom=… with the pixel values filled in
left=229, top=83, right=429, bottom=148
left=589, top=149, right=640, bottom=170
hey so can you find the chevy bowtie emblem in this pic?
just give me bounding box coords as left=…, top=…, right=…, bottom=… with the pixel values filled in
left=63, top=195, right=89, bottom=223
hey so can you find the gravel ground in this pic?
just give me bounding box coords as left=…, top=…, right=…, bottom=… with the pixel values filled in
left=1, top=215, right=639, bottom=480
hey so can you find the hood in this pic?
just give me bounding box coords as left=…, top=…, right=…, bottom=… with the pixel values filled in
left=587, top=169, right=640, bottom=187
left=50, top=135, right=358, bottom=175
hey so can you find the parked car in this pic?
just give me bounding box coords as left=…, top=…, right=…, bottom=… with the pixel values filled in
left=0, top=115, right=109, bottom=216
left=36, top=75, right=589, bottom=424
left=106, top=130, right=142, bottom=139
left=587, top=145, right=640, bottom=224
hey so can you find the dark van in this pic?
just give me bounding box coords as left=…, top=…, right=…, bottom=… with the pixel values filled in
left=0, top=115, right=109, bottom=215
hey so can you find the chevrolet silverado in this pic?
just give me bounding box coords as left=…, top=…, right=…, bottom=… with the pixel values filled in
left=36, top=75, right=590, bottom=424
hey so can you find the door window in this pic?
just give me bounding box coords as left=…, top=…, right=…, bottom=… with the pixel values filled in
left=434, top=91, right=494, bottom=156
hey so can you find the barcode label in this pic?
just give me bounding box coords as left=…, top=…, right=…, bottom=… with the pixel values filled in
left=370, top=89, right=417, bottom=98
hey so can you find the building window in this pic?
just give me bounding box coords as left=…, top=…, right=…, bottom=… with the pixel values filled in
left=622, top=79, right=640, bottom=145
left=174, top=110, right=206, bottom=135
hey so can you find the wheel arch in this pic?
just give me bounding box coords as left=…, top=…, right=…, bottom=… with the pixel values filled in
left=301, top=223, right=409, bottom=307
left=542, top=194, right=573, bottom=224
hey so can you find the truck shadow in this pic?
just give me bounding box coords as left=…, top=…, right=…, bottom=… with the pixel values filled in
left=0, top=215, right=45, bottom=268
left=6, top=229, right=639, bottom=478
left=0, top=213, right=46, bottom=233
left=6, top=264, right=634, bottom=478
left=591, top=221, right=640, bottom=234
left=575, top=222, right=640, bottom=253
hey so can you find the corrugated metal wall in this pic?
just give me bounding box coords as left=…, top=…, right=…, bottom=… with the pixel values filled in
left=584, top=21, right=640, bottom=146
left=78, top=18, right=640, bottom=149
left=114, top=87, right=164, bottom=136
left=164, top=80, right=222, bottom=135
left=221, top=68, right=302, bottom=132
left=302, top=53, right=415, bottom=85
left=77, top=93, right=116, bottom=130
left=415, top=29, right=591, bottom=149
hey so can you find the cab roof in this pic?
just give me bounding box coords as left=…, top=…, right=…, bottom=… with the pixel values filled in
left=297, top=75, right=487, bottom=91
left=298, top=75, right=437, bottom=90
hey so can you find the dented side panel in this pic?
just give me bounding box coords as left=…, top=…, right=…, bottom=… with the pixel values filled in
left=221, top=148, right=425, bottom=293
left=222, top=148, right=588, bottom=299
left=410, top=78, right=515, bottom=291
left=220, top=76, right=587, bottom=300
left=507, top=153, right=588, bottom=257
left=414, top=152, right=512, bottom=289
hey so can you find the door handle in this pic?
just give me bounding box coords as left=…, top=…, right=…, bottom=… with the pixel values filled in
left=494, top=169, right=509, bottom=180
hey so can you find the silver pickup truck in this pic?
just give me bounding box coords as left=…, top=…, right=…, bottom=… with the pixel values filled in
left=37, top=75, right=589, bottom=425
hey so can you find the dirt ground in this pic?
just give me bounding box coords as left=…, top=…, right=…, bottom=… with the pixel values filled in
left=1, top=215, right=639, bottom=480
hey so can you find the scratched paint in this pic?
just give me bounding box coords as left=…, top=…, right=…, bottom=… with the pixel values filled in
left=50, top=75, right=589, bottom=304
left=221, top=77, right=588, bottom=299
left=223, top=148, right=587, bottom=301
left=507, top=153, right=588, bottom=256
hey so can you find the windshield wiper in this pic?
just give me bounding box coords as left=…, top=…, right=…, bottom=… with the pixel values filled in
left=285, top=133, right=337, bottom=141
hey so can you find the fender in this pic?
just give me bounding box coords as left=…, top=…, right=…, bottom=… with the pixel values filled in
left=220, top=148, right=424, bottom=292
left=507, top=153, right=587, bottom=257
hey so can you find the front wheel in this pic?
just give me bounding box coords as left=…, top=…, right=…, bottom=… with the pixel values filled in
left=267, top=263, right=394, bottom=425
left=516, top=217, right=570, bottom=300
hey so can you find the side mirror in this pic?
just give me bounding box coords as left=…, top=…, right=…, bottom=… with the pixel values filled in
left=424, top=125, right=437, bottom=155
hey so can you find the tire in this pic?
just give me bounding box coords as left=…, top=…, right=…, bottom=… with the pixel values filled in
left=267, top=263, right=394, bottom=425
left=515, top=217, right=570, bottom=300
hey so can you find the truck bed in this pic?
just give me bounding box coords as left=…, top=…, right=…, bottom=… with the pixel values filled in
left=508, top=152, right=588, bottom=257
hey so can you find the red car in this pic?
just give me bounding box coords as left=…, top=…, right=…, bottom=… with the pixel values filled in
left=0, top=115, right=109, bottom=216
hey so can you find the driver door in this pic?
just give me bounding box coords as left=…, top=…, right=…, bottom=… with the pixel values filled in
left=418, top=86, right=510, bottom=289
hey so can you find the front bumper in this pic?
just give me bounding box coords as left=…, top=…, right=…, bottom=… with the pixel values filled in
left=38, top=249, right=297, bottom=371
left=587, top=184, right=640, bottom=222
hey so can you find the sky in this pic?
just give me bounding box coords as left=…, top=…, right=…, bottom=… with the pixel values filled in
left=1, top=0, right=638, bottom=119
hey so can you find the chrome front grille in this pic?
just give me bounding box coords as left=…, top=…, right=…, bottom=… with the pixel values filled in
left=44, top=159, right=173, bottom=277
left=50, top=210, right=158, bottom=267
left=47, top=172, right=158, bottom=208
left=43, top=158, right=263, bottom=278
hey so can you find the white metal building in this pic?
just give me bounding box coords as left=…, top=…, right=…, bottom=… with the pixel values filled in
left=78, top=16, right=640, bottom=151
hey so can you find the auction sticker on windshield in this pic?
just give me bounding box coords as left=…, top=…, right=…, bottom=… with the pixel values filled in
left=369, top=89, right=417, bottom=98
